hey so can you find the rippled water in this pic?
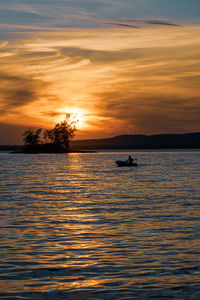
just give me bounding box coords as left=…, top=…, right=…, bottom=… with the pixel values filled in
left=0, top=151, right=199, bottom=299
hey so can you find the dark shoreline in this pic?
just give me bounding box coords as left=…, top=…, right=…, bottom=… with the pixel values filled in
left=11, top=150, right=97, bottom=154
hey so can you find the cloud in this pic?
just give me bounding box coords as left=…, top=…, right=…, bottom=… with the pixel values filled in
left=94, top=88, right=200, bottom=134
left=99, top=22, right=139, bottom=28
left=0, top=72, right=48, bottom=114
left=0, top=0, right=198, bottom=42
left=0, top=41, right=8, bottom=47
left=98, top=19, right=180, bottom=29
left=41, top=110, right=62, bottom=117
left=0, top=1, right=97, bottom=33
left=0, top=25, right=199, bottom=140
left=116, top=19, right=180, bottom=27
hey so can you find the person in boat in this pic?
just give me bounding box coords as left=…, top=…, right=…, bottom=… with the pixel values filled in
left=128, top=155, right=135, bottom=163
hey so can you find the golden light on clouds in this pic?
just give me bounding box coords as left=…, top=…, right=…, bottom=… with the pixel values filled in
left=0, top=26, right=199, bottom=140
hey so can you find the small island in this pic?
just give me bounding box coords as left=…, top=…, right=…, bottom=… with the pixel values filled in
left=18, top=113, right=95, bottom=154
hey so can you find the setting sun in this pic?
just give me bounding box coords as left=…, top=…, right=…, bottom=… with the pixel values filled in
left=69, top=112, right=82, bottom=129
left=58, top=108, right=85, bottom=129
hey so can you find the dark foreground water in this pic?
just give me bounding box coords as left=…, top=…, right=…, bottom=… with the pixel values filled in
left=0, top=151, right=199, bottom=299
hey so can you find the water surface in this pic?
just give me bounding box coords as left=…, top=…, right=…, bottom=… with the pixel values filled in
left=0, top=151, right=199, bottom=299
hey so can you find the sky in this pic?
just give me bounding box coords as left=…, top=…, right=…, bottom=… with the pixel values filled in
left=0, top=0, right=200, bottom=144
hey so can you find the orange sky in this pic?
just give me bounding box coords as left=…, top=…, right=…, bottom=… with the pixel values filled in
left=0, top=26, right=200, bottom=143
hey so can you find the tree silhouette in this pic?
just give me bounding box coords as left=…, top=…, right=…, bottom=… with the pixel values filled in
left=44, top=114, right=77, bottom=152
left=23, top=129, right=42, bottom=146
left=22, top=114, right=77, bottom=153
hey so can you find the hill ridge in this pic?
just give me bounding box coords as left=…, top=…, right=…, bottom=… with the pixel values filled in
left=70, top=132, right=200, bottom=150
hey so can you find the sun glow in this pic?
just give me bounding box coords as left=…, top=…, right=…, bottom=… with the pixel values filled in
left=69, top=112, right=82, bottom=129
left=58, top=108, right=86, bottom=129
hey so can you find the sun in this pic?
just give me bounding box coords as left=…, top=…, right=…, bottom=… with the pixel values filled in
left=69, top=112, right=83, bottom=128
left=58, top=108, right=85, bottom=129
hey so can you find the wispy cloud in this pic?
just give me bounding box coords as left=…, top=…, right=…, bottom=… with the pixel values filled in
left=0, top=0, right=198, bottom=40
left=98, top=22, right=139, bottom=28
left=0, top=71, right=49, bottom=120
left=126, top=19, right=180, bottom=26
left=98, top=19, right=180, bottom=29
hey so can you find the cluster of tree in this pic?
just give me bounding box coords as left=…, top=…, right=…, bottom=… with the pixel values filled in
left=22, top=114, right=77, bottom=153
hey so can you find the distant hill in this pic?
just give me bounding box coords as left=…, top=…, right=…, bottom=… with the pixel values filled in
left=1, top=132, right=199, bottom=151
left=70, top=133, right=200, bottom=150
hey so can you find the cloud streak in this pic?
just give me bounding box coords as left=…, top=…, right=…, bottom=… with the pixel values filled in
left=98, top=19, right=180, bottom=28
left=0, top=71, right=49, bottom=120
left=98, top=22, right=139, bottom=28
left=118, top=19, right=180, bottom=26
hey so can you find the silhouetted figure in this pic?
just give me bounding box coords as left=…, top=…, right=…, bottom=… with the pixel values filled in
left=116, top=156, right=137, bottom=166
left=128, top=155, right=134, bottom=163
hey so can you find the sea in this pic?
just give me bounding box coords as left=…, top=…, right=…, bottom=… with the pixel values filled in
left=0, top=150, right=199, bottom=300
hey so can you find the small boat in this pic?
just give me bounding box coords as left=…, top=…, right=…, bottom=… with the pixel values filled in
left=116, top=159, right=137, bottom=167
